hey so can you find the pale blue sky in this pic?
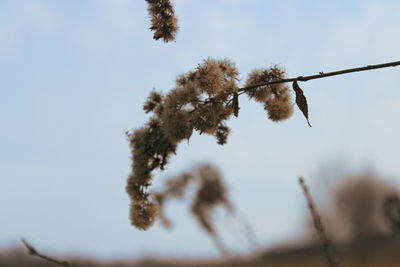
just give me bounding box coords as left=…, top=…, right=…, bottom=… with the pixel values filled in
left=1, top=0, right=400, bottom=259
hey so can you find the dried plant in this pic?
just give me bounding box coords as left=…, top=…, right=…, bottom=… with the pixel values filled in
left=153, top=164, right=233, bottom=253
left=299, top=177, right=338, bottom=267
left=153, top=171, right=194, bottom=227
left=146, top=0, right=178, bottom=42
left=126, top=59, right=298, bottom=230
left=126, top=58, right=240, bottom=229
left=127, top=59, right=400, bottom=230
left=189, top=165, right=233, bottom=235
left=332, top=174, right=398, bottom=241
left=303, top=173, right=400, bottom=245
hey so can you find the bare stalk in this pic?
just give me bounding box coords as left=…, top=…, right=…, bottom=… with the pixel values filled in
left=298, top=177, right=338, bottom=267
left=21, top=239, right=75, bottom=267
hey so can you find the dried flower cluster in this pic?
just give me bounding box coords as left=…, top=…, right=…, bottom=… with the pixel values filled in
left=146, top=0, right=178, bottom=42
left=126, top=59, right=295, bottom=230
left=153, top=164, right=233, bottom=252
left=244, top=65, right=293, bottom=121
left=125, top=118, right=174, bottom=229
left=127, top=59, right=239, bottom=229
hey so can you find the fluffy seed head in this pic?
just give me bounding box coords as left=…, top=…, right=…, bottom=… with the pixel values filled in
left=264, top=87, right=293, bottom=121
left=245, top=65, right=293, bottom=121
left=162, top=109, right=192, bottom=142
left=245, top=65, right=286, bottom=102
left=126, top=118, right=177, bottom=229
left=146, top=0, right=178, bottom=42
left=130, top=202, right=158, bottom=230
left=143, top=90, right=164, bottom=113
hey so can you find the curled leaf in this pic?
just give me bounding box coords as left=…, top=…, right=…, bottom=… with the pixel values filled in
left=233, top=92, right=239, bottom=117
left=292, top=80, right=311, bottom=127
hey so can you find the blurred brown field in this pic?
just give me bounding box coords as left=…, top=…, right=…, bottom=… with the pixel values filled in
left=3, top=173, right=400, bottom=266
left=2, top=235, right=400, bottom=267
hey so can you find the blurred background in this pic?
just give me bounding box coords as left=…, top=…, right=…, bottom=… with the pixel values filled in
left=1, top=0, right=400, bottom=264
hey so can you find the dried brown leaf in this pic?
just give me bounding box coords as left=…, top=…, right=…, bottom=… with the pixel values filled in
left=292, top=80, right=311, bottom=127
left=233, top=92, right=239, bottom=117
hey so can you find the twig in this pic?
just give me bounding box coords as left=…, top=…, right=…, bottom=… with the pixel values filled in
left=238, top=60, right=400, bottom=94
left=21, top=239, right=75, bottom=267
left=192, top=60, right=400, bottom=115
left=298, top=177, right=338, bottom=267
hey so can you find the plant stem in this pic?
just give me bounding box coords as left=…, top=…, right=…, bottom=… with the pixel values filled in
left=238, top=60, right=400, bottom=95
left=299, top=177, right=339, bottom=267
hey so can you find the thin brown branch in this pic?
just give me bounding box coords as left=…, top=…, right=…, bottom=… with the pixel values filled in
left=191, top=60, right=400, bottom=116
left=21, top=239, right=75, bottom=267
left=238, top=60, right=400, bottom=94
left=299, top=177, right=339, bottom=267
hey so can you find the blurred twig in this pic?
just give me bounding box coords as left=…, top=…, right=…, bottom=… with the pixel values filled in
left=299, top=177, right=339, bottom=267
left=21, top=239, right=75, bottom=266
